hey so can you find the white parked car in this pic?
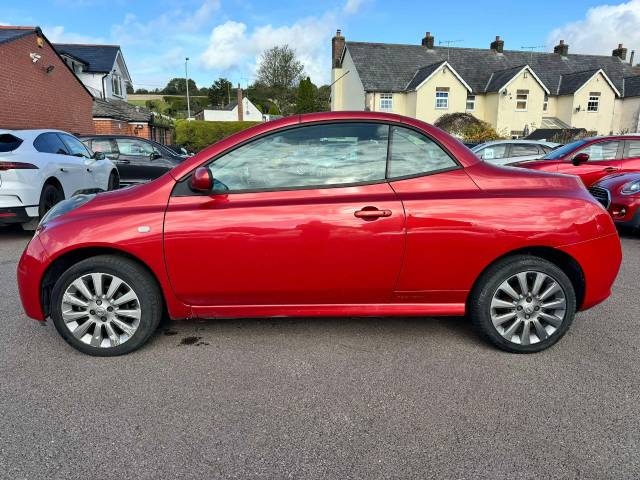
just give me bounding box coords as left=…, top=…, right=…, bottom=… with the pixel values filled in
left=471, top=140, right=560, bottom=166
left=0, top=129, right=118, bottom=229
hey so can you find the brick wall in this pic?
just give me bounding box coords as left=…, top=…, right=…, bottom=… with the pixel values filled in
left=0, top=32, right=95, bottom=134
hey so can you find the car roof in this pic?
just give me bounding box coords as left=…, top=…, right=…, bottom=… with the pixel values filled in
left=472, top=139, right=559, bottom=151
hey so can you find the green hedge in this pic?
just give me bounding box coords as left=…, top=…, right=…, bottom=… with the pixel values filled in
left=175, top=120, right=261, bottom=152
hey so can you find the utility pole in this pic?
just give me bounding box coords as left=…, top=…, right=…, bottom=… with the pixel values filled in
left=185, top=57, right=191, bottom=120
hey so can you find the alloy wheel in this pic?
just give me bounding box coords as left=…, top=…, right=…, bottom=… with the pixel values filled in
left=60, top=272, right=141, bottom=348
left=490, top=270, right=567, bottom=346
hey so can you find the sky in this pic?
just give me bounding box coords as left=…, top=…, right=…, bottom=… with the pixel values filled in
left=1, top=0, right=640, bottom=90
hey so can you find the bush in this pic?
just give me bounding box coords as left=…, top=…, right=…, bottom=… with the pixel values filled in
left=175, top=120, right=261, bottom=152
left=434, top=113, right=502, bottom=142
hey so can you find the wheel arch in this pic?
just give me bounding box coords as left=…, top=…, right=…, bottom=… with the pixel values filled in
left=40, top=246, right=166, bottom=318
left=468, top=246, right=586, bottom=310
left=42, top=176, right=65, bottom=195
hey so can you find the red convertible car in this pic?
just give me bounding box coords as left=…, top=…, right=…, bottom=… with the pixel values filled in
left=17, top=112, right=621, bottom=356
left=589, top=172, right=640, bottom=230
left=515, top=135, right=640, bottom=187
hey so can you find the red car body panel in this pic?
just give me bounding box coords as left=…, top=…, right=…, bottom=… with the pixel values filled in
left=593, top=172, right=640, bottom=228
left=517, top=136, right=640, bottom=187
left=17, top=112, right=621, bottom=323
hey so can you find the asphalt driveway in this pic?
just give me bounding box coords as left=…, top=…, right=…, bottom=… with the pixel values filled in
left=0, top=227, right=638, bottom=479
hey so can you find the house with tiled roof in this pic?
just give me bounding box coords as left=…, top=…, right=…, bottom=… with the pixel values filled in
left=331, top=30, right=640, bottom=136
left=0, top=26, right=95, bottom=134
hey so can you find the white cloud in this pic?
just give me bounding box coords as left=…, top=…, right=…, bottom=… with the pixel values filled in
left=44, top=25, right=105, bottom=44
left=547, top=0, right=640, bottom=56
left=180, top=0, right=220, bottom=31
left=199, top=0, right=364, bottom=85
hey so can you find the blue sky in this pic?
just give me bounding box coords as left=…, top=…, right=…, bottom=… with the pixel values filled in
left=1, top=0, right=639, bottom=90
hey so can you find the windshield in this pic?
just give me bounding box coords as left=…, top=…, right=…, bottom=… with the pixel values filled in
left=541, top=140, right=588, bottom=160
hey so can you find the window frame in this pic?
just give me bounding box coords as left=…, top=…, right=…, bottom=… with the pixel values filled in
left=33, top=132, right=70, bottom=156
left=587, top=92, right=600, bottom=113
left=572, top=140, right=622, bottom=162
left=465, top=94, right=475, bottom=111
left=515, top=89, right=529, bottom=112
left=435, top=88, right=449, bottom=109
left=379, top=93, right=393, bottom=111
left=623, top=139, right=640, bottom=159
left=543, top=93, right=548, bottom=112
left=112, top=74, right=122, bottom=97
left=172, top=120, right=462, bottom=196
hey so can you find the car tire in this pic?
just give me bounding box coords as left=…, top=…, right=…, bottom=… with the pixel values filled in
left=468, top=255, right=576, bottom=353
left=107, top=170, right=120, bottom=190
left=50, top=255, right=162, bottom=356
left=38, top=183, right=64, bottom=218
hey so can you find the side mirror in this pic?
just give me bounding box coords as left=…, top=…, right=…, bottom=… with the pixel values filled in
left=93, top=151, right=106, bottom=160
left=190, top=167, right=213, bottom=192
left=572, top=153, right=589, bottom=166
left=150, top=152, right=162, bottom=160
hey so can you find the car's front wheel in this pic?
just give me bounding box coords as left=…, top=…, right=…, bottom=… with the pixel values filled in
left=469, top=255, right=576, bottom=353
left=50, top=255, right=162, bottom=356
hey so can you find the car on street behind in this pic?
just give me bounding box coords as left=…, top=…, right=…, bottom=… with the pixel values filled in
left=514, top=135, right=640, bottom=187
left=0, top=129, right=118, bottom=229
left=589, top=172, right=640, bottom=231
left=471, top=140, right=559, bottom=166
left=80, top=135, right=185, bottom=187
left=18, top=112, right=621, bottom=356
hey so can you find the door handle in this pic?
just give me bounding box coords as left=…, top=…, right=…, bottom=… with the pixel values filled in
left=59, top=168, right=67, bottom=172
left=117, top=159, right=131, bottom=164
left=354, top=207, right=392, bottom=219
left=604, top=167, right=617, bottom=172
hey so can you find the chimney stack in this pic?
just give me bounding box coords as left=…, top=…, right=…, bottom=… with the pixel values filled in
left=554, top=39, right=569, bottom=56
left=612, top=43, right=628, bottom=60
left=421, top=31, right=435, bottom=49
left=237, top=84, right=243, bottom=122
left=332, top=29, right=345, bottom=68
left=490, top=35, right=504, bottom=53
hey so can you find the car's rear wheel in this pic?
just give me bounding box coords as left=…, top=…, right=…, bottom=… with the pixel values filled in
left=50, top=255, right=162, bottom=356
left=38, top=183, right=64, bottom=217
left=469, top=255, right=576, bottom=353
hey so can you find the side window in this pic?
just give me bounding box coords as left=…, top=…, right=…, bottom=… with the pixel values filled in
left=60, top=134, right=91, bottom=158
left=388, top=126, right=457, bottom=178
left=477, top=144, right=507, bottom=160
left=33, top=133, right=69, bottom=155
left=208, top=123, right=389, bottom=192
left=576, top=141, right=620, bottom=161
left=625, top=141, right=640, bottom=159
left=510, top=144, right=541, bottom=157
left=90, top=139, right=119, bottom=158
left=116, top=138, right=154, bottom=156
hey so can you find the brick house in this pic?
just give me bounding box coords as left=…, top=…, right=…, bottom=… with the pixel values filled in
left=0, top=26, right=94, bottom=134
left=93, top=98, right=174, bottom=144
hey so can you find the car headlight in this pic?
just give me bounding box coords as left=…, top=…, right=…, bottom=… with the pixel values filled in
left=39, top=194, right=96, bottom=227
left=621, top=180, right=640, bottom=195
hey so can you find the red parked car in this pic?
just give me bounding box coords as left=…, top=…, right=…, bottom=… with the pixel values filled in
left=17, top=112, right=621, bottom=356
left=589, top=172, right=640, bottom=231
left=515, top=135, right=640, bottom=187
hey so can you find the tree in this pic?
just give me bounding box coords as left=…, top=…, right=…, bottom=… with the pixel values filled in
left=434, top=113, right=502, bottom=142
left=208, top=77, right=232, bottom=107
left=256, top=45, right=304, bottom=89
left=126, top=84, right=134, bottom=94
left=163, top=77, right=198, bottom=96
left=295, top=77, right=316, bottom=113
left=316, top=85, right=331, bottom=112
left=134, top=88, right=149, bottom=94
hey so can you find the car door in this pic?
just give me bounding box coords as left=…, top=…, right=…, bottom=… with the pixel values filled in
left=115, top=138, right=168, bottom=184
left=619, top=140, right=640, bottom=174
left=476, top=143, right=509, bottom=165
left=33, top=132, right=86, bottom=197
left=556, top=140, right=622, bottom=187
left=164, top=122, right=405, bottom=312
left=58, top=133, right=96, bottom=190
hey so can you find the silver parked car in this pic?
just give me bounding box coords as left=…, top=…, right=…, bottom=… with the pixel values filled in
left=471, top=140, right=560, bottom=166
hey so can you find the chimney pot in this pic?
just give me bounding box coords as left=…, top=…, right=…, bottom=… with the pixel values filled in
left=613, top=43, right=628, bottom=60
left=422, top=31, right=435, bottom=49
left=490, top=35, right=504, bottom=53
left=554, top=40, right=569, bottom=56
left=332, top=29, right=346, bottom=68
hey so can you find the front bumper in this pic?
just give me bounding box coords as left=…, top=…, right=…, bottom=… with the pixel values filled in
left=17, top=235, right=49, bottom=320
left=559, top=233, right=622, bottom=311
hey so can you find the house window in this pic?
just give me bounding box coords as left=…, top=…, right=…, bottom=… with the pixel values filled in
left=379, top=93, right=393, bottom=111
left=516, top=89, right=529, bottom=111
left=112, top=74, right=122, bottom=97
left=466, top=94, right=476, bottom=111
left=543, top=94, right=548, bottom=112
left=510, top=130, right=524, bottom=139
left=587, top=92, right=600, bottom=112
left=435, top=87, right=449, bottom=109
